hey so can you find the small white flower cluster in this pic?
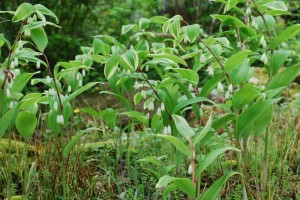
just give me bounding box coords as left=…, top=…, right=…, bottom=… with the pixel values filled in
left=162, top=125, right=171, bottom=134
left=217, top=82, right=233, bottom=99
left=156, top=103, right=165, bottom=117
left=206, top=65, right=214, bottom=76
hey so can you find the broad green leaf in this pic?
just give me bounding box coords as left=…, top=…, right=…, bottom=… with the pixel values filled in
left=121, top=24, right=138, bottom=34
left=104, top=54, right=119, bottom=79
left=174, top=178, right=196, bottom=198
left=122, top=111, right=149, bottom=125
left=0, top=105, right=20, bottom=138
left=253, top=15, right=276, bottom=31
left=12, top=3, right=33, bottom=22
left=173, top=97, right=213, bottom=114
left=92, top=55, right=106, bottom=63
left=224, top=50, right=254, bottom=73
left=193, top=115, right=213, bottom=146
left=200, top=171, right=240, bottom=200
left=172, top=114, right=195, bottom=140
left=137, top=156, right=160, bottom=166
left=211, top=15, right=245, bottom=28
left=262, top=1, right=289, bottom=15
left=232, top=85, right=260, bottom=112
left=270, top=50, right=292, bottom=76
left=93, top=38, right=110, bottom=55
left=30, top=27, right=48, bottom=52
left=12, top=72, right=39, bottom=93
left=22, top=21, right=61, bottom=30
left=196, top=146, right=239, bottom=177
left=182, top=24, right=200, bottom=43
left=210, top=44, right=223, bottom=57
left=266, top=64, right=300, bottom=90
left=150, top=16, right=169, bottom=24
left=62, top=128, right=101, bottom=159
left=156, top=175, right=178, bottom=188
left=237, top=99, right=276, bottom=138
left=149, top=53, right=187, bottom=66
left=270, top=24, right=300, bottom=50
left=253, top=105, right=273, bottom=136
left=173, top=68, right=199, bottom=85
left=65, top=82, right=99, bottom=102
left=200, top=74, right=224, bottom=97
left=16, top=111, right=37, bottom=139
left=34, top=4, right=58, bottom=23
left=230, top=59, right=252, bottom=85
left=212, top=113, right=236, bottom=131
left=156, top=134, right=191, bottom=157
left=224, top=0, right=238, bottom=13
left=139, top=18, right=151, bottom=30
left=119, top=49, right=139, bottom=71
left=169, top=20, right=181, bottom=38
left=163, top=184, right=176, bottom=200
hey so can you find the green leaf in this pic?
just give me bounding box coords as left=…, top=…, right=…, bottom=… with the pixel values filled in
left=237, top=100, right=276, bottom=138
left=200, top=74, right=224, bottom=97
left=34, top=4, right=58, bottom=23
left=173, top=68, right=199, bottom=85
left=174, top=178, right=196, bottom=198
left=182, top=24, right=200, bottom=43
left=172, top=114, right=195, bottom=140
left=0, top=105, right=20, bottom=138
left=65, top=82, right=99, bottom=102
left=139, top=18, right=151, bottom=30
left=12, top=3, right=33, bottom=22
left=230, top=59, right=252, bottom=85
left=121, top=24, right=138, bottom=34
left=232, top=85, right=260, bottom=112
left=156, top=134, right=191, bottom=157
left=93, top=38, right=110, bottom=55
left=62, top=128, right=101, bottom=159
left=270, top=50, right=292, bottom=76
left=119, top=49, right=139, bottom=71
left=104, top=54, right=119, bottom=79
left=150, top=16, right=169, bottom=24
left=196, top=146, right=239, bottom=177
left=270, top=24, right=300, bottom=50
left=253, top=105, right=273, bottom=136
left=266, top=64, right=300, bottom=90
left=12, top=72, right=39, bottom=93
left=224, top=50, right=254, bottom=73
left=156, top=175, right=178, bottom=188
left=15, top=111, right=37, bottom=139
left=211, top=14, right=245, bottom=28
left=200, top=171, right=240, bottom=200
left=30, top=27, right=48, bottom=52
left=224, top=0, right=238, bottom=13
left=149, top=53, right=187, bottom=66
left=212, top=113, right=236, bottom=131
left=193, top=115, right=213, bottom=146
left=137, top=156, right=160, bottom=166
left=173, top=97, right=214, bottom=114
left=122, top=111, right=149, bottom=125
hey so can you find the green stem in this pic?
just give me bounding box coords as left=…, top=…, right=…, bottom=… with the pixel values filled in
left=254, top=136, right=261, bottom=199
left=262, top=127, right=270, bottom=192
left=7, top=130, right=12, bottom=199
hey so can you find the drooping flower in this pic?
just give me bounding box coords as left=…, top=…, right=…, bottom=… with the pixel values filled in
left=24, top=29, right=31, bottom=37
left=148, top=101, right=154, bottom=111
left=206, top=65, right=214, bottom=76
left=260, top=36, right=266, bottom=48
left=246, top=7, right=251, bottom=15
left=6, top=88, right=11, bottom=97
left=217, top=82, right=224, bottom=94
left=200, top=53, right=206, bottom=63
left=261, top=53, right=268, bottom=65
left=228, top=84, right=233, bottom=93
left=46, top=76, right=51, bottom=84
left=68, top=85, right=72, bottom=93
left=188, top=83, right=193, bottom=92
left=141, top=90, right=146, bottom=99
left=54, top=101, right=58, bottom=111
left=56, top=114, right=64, bottom=125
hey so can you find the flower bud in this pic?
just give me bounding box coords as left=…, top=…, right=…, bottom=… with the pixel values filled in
left=6, top=88, right=11, bottom=97
left=24, top=29, right=31, bottom=37
left=228, top=84, right=233, bottom=93
left=156, top=107, right=162, bottom=117
left=68, top=85, right=72, bottom=93
left=46, top=76, right=51, bottom=84
left=206, top=65, right=214, bottom=76
left=9, top=101, right=14, bottom=109
left=56, top=114, right=64, bottom=125
left=225, top=91, right=230, bottom=99
left=161, top=103, right=165, bottom=111
left=82, top=69, right=86, bottom=77
left=54, top=102, right=58, bottom=111
left=36, top=60, right=41, bottom=69
left=260, top=36, right=266, bottom=48
left=141, top=90, right=146, bottom=99
left=251, top=20, right=258, bottom=30
left=134, top=81, right=139, bottom=90
left=188, top=164, right=193, bottom=175
left=246, top=7, right=251, bottom=15
left=78, top=80, right=83, bottom=87
left=14, top=57, right=18, bottom=67
left=217, top=82, right=224, bottom=94
left=148, top=101, right=154, bottom=111
left=188, top=83, right=193, bottom=92
left=18, top=40, right=23, bottom=49
left=261, top=53, right=268, bottom=65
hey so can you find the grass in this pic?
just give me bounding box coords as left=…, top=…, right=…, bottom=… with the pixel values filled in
left=0, top=94, right=299, bottom=199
